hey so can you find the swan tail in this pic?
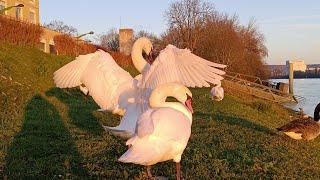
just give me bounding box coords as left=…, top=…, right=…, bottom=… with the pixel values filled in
left=118, top=145, right=158, bottom=166
left=119, top=137, right=170, bottom=166
left=102, top=126, right=133, bottom=139
left=126, top=135, right=139, bottom=146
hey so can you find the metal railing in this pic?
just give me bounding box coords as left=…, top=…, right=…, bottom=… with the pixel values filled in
left=223, top=71, right=305, bottom=104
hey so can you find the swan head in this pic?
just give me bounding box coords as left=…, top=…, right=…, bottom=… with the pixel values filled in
left=184, top=93, right=194, bottom=114
left=174, top=86, right=193, bottom=114
left=134, top=37, right=154, bottom=64
left=150, top=83, right=193, bottom=114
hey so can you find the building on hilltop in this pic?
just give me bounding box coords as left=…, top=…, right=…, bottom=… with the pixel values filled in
left=0, top=0, right=39, bottom=24
left=1, top=0, right=60, bottom=54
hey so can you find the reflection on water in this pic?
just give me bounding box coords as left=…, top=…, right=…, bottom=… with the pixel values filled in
left=272, top=79, right=320, bottom=116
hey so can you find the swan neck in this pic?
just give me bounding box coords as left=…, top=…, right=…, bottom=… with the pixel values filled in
left=314, top=103, right=320, bottom=121
left=131, top=41, right=149, bottom=73
left=149, top=85, right=192, bottom=122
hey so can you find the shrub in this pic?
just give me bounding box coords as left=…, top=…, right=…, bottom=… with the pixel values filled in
left=109, top=51, right=133, bottom=67
left=54, top=35, right=132, bottom=67
left=0, top=15, right=42, bottom=46
left=163, top=0, right=270, bottom=79
left=53, top=34, right=96, bottom=56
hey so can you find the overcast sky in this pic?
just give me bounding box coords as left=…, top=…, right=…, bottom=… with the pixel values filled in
left=41, top=0, right=320, bottom=65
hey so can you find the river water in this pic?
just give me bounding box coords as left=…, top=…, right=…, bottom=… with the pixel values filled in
left=272, top=79, right=320, bottom=116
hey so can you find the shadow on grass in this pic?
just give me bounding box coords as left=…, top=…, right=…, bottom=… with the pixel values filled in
left=46, top=88, right=104, bottom=136
left=194, top=111, right=276, bottom=135
left=5, top=95, right=88, bottom=178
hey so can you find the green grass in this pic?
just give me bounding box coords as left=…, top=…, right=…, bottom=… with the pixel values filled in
left=1, top=42, right=320, bottom=179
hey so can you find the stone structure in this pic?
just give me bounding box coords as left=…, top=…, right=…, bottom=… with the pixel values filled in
left=119, top=28, right=133, bottom=56
left=1, top=0, right=60, bottom=54
left=39, top=27, right=60, bottom=54
left=0, top=0, right=40, bottom=24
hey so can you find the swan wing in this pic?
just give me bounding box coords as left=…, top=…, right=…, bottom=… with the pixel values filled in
left=53, top=52, right=97, bottom=88
left=138, top=45, right=227, bottom=112
left=53, top=50, right=135, bottom=111
left=141, top=44, right=227, bottom=89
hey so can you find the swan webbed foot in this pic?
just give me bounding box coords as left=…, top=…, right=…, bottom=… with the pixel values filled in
left=147, top=165, right=153, bottom=179
left=176, top=162, right=181, bottom=180
left=145, top=167, right=168, bottom=180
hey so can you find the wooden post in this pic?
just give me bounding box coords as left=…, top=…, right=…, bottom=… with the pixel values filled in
left=289, top=62, right=294, bottom=94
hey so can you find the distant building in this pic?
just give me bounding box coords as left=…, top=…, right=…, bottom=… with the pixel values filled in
left=1, top=0, right=60, bottom=54
left=306, top=64, right=320, bottom=76
left=268, top=60, right=320, bottom=78
left=307, top=64, right=320, bottom=71
left=268, top=65, right=287, bottom=78
left=286, top=60, right=307, bottom=72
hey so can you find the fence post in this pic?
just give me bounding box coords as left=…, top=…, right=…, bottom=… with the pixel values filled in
left=289, top=62, right=294, bottom=94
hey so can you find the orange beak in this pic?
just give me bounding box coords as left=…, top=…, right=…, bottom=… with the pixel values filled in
left=185, top=94, right=193, bottom=114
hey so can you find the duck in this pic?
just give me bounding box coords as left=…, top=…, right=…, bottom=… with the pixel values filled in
left=119, top=83, right=193, bottom=180
left=277, top=103, right=320, bottom=140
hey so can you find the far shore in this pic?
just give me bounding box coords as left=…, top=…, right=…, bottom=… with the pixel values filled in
left=270, top=77, right=320, bottom=80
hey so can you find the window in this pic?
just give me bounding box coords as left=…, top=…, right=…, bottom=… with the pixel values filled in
left=0, top=1, right=5, bottom=14
left=29, top=11, right=35, bottom=23
left=16, top=6, right=22, bottom=20
left=49, top=44, right=57, bottom=55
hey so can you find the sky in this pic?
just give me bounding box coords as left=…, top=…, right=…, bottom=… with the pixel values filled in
left=40, top=0, right=320, bottom=65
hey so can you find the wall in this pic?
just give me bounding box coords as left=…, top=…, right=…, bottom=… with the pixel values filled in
left=2, top=0, right=39, bottom=24
left=40, top=27, right=60, bottom=54
left=1, top=0, right=61, bottom=54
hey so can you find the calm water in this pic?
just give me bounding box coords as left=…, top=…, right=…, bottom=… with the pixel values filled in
left=272, top=79, right=320, bottom=116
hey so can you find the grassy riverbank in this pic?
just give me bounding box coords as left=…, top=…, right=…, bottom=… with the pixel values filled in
left=1, top=42, right=320, bottom=179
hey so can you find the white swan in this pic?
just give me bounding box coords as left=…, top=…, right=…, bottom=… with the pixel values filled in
left=53, top=37, right=226, bottom=138
left=211, top=84, right=224, bottom=101
left=119, top=83, right=193, bottom=180
left=53, top=39, right=153, bottom=115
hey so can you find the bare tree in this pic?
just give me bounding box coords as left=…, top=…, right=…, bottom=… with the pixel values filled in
left=96, top=28, right=119, bottom=51
left=165, top=0, right=214, bottom=51
left=196, top=14, right=244, bottom=67
left=135, top=30, right=159, bottom=41
left=44, top=20, right=78, bottom=35
left=163, top=0, right=269, bottom=79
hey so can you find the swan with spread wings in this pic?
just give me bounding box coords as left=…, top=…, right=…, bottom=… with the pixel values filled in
left=53, top=37, right=226, bottom=138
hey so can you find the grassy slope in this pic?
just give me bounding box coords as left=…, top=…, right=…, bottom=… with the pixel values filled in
left=1, top=42, right=320, bottom=179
